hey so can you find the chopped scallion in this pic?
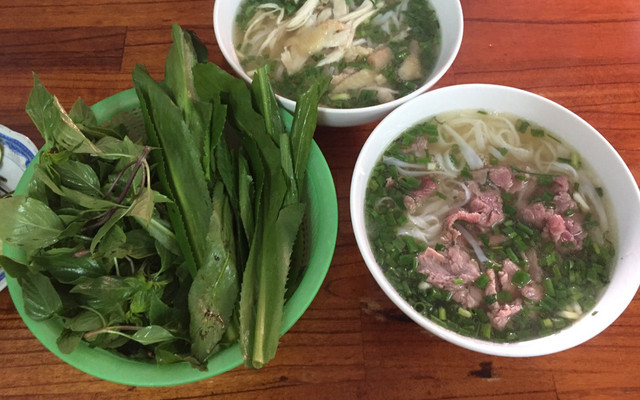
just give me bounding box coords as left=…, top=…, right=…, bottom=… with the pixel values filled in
left=543, top=278, right=555, bottom=297
left=497, top=291, right=513, bottom=302
left=531, top=128, right=545, bottom=137
left=516, top=119, right=530, bottom=133
left=458, top=307, right=472, bottom=318
left=511, top=270, right=531, bottom=288
left=475, top=273, right=490, bottom=290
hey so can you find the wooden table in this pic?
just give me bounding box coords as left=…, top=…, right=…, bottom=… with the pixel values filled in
left=1, top=1, right=639, bottom=398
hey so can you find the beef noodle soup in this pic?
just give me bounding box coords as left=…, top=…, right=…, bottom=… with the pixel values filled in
left=365, top=110, right=615, bottom=341
left=234, top=0, right=441, bottom=108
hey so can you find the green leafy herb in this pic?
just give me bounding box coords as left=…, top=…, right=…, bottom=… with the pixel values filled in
left=0, top=24, right=323, bottom=371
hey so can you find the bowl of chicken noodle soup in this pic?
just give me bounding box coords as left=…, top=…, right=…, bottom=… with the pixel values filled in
left=214, top=0, right=463, bottom=127
left=350, top=84, right=640, bottom=356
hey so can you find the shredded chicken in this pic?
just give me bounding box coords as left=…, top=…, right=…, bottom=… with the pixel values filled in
left=237, top=0, right=427, bottom=105
left=398, top=40, right=422, bottom=81
left=240, top=0, right=382, bottom=75
left=368, top=46, right=393, bottom=70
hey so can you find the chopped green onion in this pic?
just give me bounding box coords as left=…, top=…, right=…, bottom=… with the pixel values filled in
left=503, top=203, right=517, bottom=216
left=536, top=174, right=554, bottom=186
left=516, top=119, right=530, bottom=133
left=506, top=247, right=519, bottom=264
left=413, top=301, right=427, bottom=313
left=453, top=278, right=464, bottom=285
left=543, top=278, right=556, bottom=297
left=458, top=307, right=472, bottom=318
left=435, top=243, right=446, bottom=252
left=477, top=110, right=488, bottom=115
left=543, top=251, right=557, bottom=267
left=516, top=222, right=534, bottom=236
left=438, top=307, right=447, bottom=320
left=436, top=191, right=447, bottom=200
left=531, top=128, right=545, bottom=137
left=570, top=152, right=581, bottom=169
left=514, top=238, right=528, bottom=252
left=460, top=163, right=473, bottom=180
left=498, top=147, right=508, bottom=156
left=481, top=323, right=492, bottom=339
left=511, top=270, right=531, bottom=288
left=475, top=273, right=491, bottom=290
left=484, top=294, right=497, bottom=305
left=497, top=291, right=513, bottom=302
left=449, top=153, right=459, bottom=167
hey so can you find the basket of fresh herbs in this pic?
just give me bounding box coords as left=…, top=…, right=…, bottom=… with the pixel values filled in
left=0, top=24, right=337, bottom=386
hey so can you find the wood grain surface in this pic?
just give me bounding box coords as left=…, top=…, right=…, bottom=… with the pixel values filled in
left=1, top=0, right=640, bottom=398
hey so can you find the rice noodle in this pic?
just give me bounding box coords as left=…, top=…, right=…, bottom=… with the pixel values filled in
left=578, top=174, right=609, bottom=233
left=440, top=124, right=484, bottom=170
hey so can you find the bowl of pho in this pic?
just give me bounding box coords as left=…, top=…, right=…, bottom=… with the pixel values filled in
left=350, top=84, right=640, bottom=357
left=214, top=0, right=464, bottom=127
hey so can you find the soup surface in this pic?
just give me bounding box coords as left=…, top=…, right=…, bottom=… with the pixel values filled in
left=365, top=110, right=615, bottom=341
left=234, top=0, right=441, bottom=108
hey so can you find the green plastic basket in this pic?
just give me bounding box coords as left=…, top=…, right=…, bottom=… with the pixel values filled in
left=4, top=89, right=338, bottom=386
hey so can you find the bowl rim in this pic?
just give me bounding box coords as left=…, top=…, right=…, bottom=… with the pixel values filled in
left=350, top=83, right=640, bottom=357
left=5, top=88, right=339, bottom=386
left=213, top=0, right=465, bottom=114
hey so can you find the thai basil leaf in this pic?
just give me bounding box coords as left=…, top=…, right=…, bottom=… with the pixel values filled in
left=128, top=187, right=154, bottom=224
left=89, top=208, right=128, bottom=254
left=31, top=251, right=105, bottom=284
left=20, top=271, right=63, bottom=321
left=0, top=255, right=30, bottom=280
left=132, top=215, right=181, bottom=256
left=65, top=310, right=105, bottom=332
left=94, top=223, right=127, bottom=259
left=130, top=325, right=176, bottom=345
left=149, top=292, right=173, bottom=326
left=57, top=329, right=84, bottom=354
left=123, top=229, right=157, bottom=259
left=25, top=74, right=102, bottom=154
left=130, top=288, right=154, bottom=314
left=33, top=166, right=117, bottom=210
left=53, top=159, right=102, bottom=197
left=95, top=136, right=143, bottom=161
left=70, top=275, right=145, bottom=304
left=0, top=195, right=64, bottom=251
left=69, top=97, right=97, bottom=126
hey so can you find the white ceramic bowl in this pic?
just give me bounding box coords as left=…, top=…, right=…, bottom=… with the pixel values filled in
left=214, top=0, right=464, bottom=127
left=350, top=84, right=640, bottom=356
